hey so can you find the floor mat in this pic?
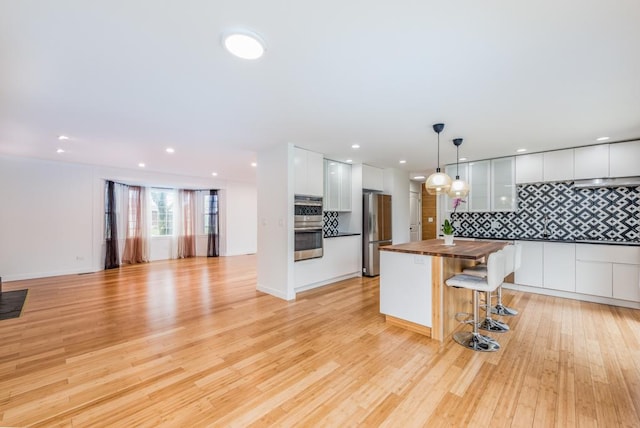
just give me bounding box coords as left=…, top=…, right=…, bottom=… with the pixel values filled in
left=0, top=289, right=28, bottom=320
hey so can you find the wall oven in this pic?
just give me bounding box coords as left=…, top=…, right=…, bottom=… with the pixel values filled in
left=294, top=195, right=323, bottom=261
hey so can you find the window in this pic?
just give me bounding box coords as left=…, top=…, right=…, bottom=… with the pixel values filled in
left=150, top=190, right=175, bottom=236
left=204, top=193, right=218, bottom=235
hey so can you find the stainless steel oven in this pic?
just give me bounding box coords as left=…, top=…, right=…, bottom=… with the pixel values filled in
left=294, top=195, right=323, bottom=261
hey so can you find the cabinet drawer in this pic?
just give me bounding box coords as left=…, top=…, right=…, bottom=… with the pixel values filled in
left=576, top=244, right=640, bottom=264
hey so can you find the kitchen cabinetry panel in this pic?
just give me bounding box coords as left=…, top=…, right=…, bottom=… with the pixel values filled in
left=468, top=160, right=490, bottom=211
left=491, top=157, right=516, bottom=211
left=576, top=260, right=612, bottom=297
left=574, top=144, right=609, bottom=179
left=610, top=140, right=640, bottom=177
left=515, top=153, right=544, bottom=184
left=543, top=149, right=574, bottom=182
left=543, top=242, right=575, bottom=292
left=324, top=159, right=352, bottom=211
left=294, top=147, right=323, bottom=196
left=362, top=164, right=384, bottom=191
left=514, top=241, right=544, bottom=287
left=612, top=264, right=640, bottom=302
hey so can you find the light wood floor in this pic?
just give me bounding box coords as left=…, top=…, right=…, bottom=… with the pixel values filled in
left=1, top=256, right=639, bottom=427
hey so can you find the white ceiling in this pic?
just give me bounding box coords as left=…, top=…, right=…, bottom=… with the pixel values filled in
left=1, top=1, right=639, bottom=184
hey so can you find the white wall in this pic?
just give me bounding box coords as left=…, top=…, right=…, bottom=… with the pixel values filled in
left=0, top=155, right=257, bottom=281
left=384, top=168, right=411, bottom=245
left=256, top=143, right=295, bottom=300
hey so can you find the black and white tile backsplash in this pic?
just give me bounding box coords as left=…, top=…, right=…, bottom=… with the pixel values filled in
left=451, top=183, right=639, bottom=242
left=323, top=211, right=339, bottom=237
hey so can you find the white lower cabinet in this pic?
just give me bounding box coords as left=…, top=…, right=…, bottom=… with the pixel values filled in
left=543, top=242, right=575, bottom=292
left=576, top=261, right=612, bottom=297
left=514, top=241, right=543, bottom=287
left=294, top=235, right=360, bottom=291
left=612, top=264, right=640, bottom=302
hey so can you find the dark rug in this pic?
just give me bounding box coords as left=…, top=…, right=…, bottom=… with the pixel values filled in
left=0, top=289, right=28, bottom=320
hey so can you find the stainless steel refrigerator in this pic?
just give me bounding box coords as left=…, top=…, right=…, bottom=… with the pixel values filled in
left=363, top=193, right=392, bottom=277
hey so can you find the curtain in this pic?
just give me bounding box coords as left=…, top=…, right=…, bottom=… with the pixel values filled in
left=207, top=190, right=219, bottom=257
left=177, top=189, right=196, bottom=258
left=104, top=180, right=120, bottom=269
left=122, top=186, right=149, bottom=264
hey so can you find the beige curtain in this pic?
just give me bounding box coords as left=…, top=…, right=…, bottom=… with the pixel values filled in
left=122, top=186, right=149, bottom=264
left=177, top=189, right=196, bottom=258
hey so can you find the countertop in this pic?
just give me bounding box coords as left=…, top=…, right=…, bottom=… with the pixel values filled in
left=452, top=236, right=640, bottom=247
left=380, top=239, right=508, bottom=260
left=324, top=232, right=361, bottom=238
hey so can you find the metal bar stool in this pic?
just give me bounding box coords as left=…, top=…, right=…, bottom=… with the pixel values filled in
left=493, top=244, right=521, bottom=316
left=445, top=251, right=505, bottom=352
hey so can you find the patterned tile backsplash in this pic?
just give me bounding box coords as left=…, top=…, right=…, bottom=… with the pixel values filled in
left=451, top=183, right=639, bottom=242
left=323, top=211, right=339, bottom=237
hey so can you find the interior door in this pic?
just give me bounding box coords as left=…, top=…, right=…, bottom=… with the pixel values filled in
left=409, top=190, right=421, bottom=241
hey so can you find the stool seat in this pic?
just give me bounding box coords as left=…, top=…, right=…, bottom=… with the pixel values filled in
left=462, top=264, right=487, bottom=277
left=446, top=273, right=492, bottom=291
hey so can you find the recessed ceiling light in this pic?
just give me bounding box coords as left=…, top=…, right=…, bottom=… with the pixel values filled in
left=251, top=162, right=257, bottom=167
left=138, top=163, right=146, bottom=168
left=596, top=136, right=610, bottom=141
left=58, top=135, right=69, bottom=140
left=399, top=160, right=407, bottom=164
left=166, top=147, right=175, bottom=153
left=459, top=157, right=467, bottom=161
left=345, top=159, right=353, bottom=163
left=413, top=175, right=425, bottom=180
left=351, top=144, right=360, bottom=149
left=56, top=148, right=65, bottom=153
left=211, top=172, right=218, bottom=176
left=222, top=31, right=266, bottom=60
left=516, top=148, right=527, bottom=153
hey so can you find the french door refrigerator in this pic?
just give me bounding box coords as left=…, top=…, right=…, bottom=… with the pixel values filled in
left=363, top=193, right=392, bottom=277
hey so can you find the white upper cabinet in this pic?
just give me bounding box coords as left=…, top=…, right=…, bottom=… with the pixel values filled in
left=468, top=160, right=491, bottom=212
left=491, top=157, right=516, bottom=211
left=444, top=163, right=469, bottom=212
left=324, top=159, right=352, bottom=212
left=574, top=144, right=609, bottom=179
left=294, top=147, right=324, bottom=196
left=543, top=149, right=574, bottom=182
left=515, top=153, right=543, bottom=184
left=362, top=164, right=384, bottom=191
left=609, top=140, right=640, bottom=177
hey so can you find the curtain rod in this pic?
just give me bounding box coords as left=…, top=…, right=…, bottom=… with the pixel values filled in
left=104, top=179, right=217, bottom=192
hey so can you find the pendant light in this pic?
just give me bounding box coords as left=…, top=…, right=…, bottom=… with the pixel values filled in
left=448, top=138, right=470, bottom=198
left=425, top=123, right=452, bottom=195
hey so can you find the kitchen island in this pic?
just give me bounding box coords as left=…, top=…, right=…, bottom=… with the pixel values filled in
left=379, top=239, right=508, bottom=341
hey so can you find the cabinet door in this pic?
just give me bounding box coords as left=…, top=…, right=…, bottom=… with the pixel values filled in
left=543, top=242, right=576, bottom=292
left=338, top=163, right=352, bottom=211
left=514, top=241, right=543, bottom=287
left=612, top=264, right=640, bottom=302
left=610, top=141, right=640, bottom=177
left=575, top=261, right=612, bottom=297
left=516, top=153, right=543, bottom=184
left=574, top=144, right=609, bottom=179
left=293, top=148, right=307, bottom=195
left=306, top=150, right=324, bottom=197
left=324, top=160, right=340, bottom=211
left=362, top=164, right=384, bottom=191
left=468, top=160, right=490, bottom=211
left=444, top=163, right=468, bottom=212
left=491, top=157, right=515, bottom=211
left=543, top=149, right=574, bottom=182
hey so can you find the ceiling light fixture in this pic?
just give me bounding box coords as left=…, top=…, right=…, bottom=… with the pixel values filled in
left=596, top=136, right=610, bottom=141
left=166, top=147, right=175, bottom=153
left=351, top=144, right=360, bottom=149
left=345, top=159, right=353, bottom=163
left=516, top=148, right=527, bottom=153
left=399, top=160, right=407, bottom=164
left=58, top=135, right=69, bottom=140
left=459, top=157, right=467, bottom=161
left=447, top=138, right=470, bottom=198
left=212, top=172, right=218, bottom=176
left=251, top=162, right=257, bottom=167
left=56, top=148, right=65, bottom=153
left=413, top=175, right=426, bottom=180
left=222, top=30, right=266, bottom=60
left=424, top=123, right=452, bottom=195
left=138, top=163, right=145, bottom=168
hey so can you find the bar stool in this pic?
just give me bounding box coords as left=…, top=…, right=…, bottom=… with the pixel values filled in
left=492, top=244, right=521, bottom=316
left=445, top=251, right=505, bottom=352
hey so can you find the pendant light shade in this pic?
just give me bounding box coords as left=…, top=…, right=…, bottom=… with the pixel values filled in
left=425, top=123, right=452, bottom=195
left=447, top=138, right=470, bottom=198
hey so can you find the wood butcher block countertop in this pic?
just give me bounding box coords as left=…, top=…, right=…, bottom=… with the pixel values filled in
left=380, top=239, right=508, bottom=260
